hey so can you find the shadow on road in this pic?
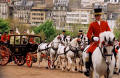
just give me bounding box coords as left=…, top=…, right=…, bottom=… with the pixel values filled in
left=0, top=66, right=3, bottom=78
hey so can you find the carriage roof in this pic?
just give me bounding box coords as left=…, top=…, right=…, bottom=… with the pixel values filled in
left=10, top=34, right=41, bottom=37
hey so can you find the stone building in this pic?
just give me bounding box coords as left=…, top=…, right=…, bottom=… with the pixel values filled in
left=13, top=0, right=33, bottom=25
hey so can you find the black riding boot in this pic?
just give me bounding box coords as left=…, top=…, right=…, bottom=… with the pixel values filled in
left=84, top=53, right=92, bottom=77
left=84, top=62, right=90, bottom=76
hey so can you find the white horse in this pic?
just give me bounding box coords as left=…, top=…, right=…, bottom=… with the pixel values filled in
left=75, top=36, right=88, bottom=72
left=63, top=37, right=82, bottom=72
left=83, top=31, right=115, bottom=78
left=64, top=36, right=71, bottom=46
left=117, top=48, right=120, bottom=74
left=37, top=42, right=51, bottom=68
left=113, top=40, right=120, bottom=74
left=49, top=35, right=62, bottom=69
left=55, top=36, right=72, bottom=71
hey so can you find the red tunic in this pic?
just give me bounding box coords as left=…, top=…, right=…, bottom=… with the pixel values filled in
left=29, top=38, right=35, bottom=44
left=87, top=20, right=111, bottom=53
left=7, top=34, right=10, bottom=41
left=1, top=35, right=8, bottom=43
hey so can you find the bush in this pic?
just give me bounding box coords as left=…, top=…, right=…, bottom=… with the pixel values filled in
left=34, top=20, right=56, bottom=42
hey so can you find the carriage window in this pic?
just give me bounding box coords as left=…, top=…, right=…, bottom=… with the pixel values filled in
left=35, top=37, right=40, bottom=44
left=10, top=36, right=14, bottom=44
left=22, top=36, right=28, bottom=44
left=15, top=36, right=20, bottom=44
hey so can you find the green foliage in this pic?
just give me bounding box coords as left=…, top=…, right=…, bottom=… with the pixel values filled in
left=114, top=27, right=120, bottom=40
left=114, top=18, right=120, bottom=41
left=0, top=19, right=10, bottom=33
left=34, top=20, right=56, bottom=42
left=65, top=30, right=77, bottom=37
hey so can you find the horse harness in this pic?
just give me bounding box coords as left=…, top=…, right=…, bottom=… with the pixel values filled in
left=39, top=43, right=50, bottom=52
left=69, top=45, right=82, bottom=58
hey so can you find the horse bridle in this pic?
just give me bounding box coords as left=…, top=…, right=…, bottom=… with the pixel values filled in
left=99, top=41, right=114, bottom=61
left=99, top=41, right=115, bottom=77
left=69, top=40, right=83, bottom=53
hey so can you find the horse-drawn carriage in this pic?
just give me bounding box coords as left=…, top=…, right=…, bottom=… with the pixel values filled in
left=0, top=34, right=41, bottom=66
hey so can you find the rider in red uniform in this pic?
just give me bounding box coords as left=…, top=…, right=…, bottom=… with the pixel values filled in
left=1, top=32, right=8, bottom=43
left=29, top=36, right=35, bottom=44
left=84, top=6, right=111, bottom=76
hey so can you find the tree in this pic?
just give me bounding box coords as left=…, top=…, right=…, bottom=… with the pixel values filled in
left=0, top=19, right=10, bottom=33
left=6, top=18, right=31, bottom=33
left=114, top=18, right=120, bottom=41
left=34, top=20, right=56, bottom=42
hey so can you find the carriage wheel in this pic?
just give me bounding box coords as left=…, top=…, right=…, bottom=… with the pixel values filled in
left=0, top=46, right=10, bottom=66
left=26, top=53, right=32, bottom=67
left=14, top=56, right=25, bottom=66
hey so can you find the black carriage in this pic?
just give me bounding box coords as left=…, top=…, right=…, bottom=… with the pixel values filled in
left=0, top=34, right=41, bottom=66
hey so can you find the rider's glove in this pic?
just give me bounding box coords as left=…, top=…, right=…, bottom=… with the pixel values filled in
left=93, top=37, right=99, bottom=41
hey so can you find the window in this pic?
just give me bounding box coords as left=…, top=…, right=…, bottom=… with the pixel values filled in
left=41, top=13, right=43, bottom=16
left=81, top=14, right=87, bottom=17
left=81, top=19, right=87, bottom=22
left=41, top=18, right=44, bottom=20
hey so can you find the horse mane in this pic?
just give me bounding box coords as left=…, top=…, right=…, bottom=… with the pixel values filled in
left=70, top=38, right=78, bottom=46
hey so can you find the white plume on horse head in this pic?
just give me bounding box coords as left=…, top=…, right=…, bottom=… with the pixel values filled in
left=27, top=29, right=30, bottom=34
left=31, top=30, right=35, bottom=35
left=51, top=35, right=62, bottom=49
left=16, top=28, right=20, bottom=34
left=99, top=31, right=115, bottom=47
left=53, top=35, right=61, bottom=42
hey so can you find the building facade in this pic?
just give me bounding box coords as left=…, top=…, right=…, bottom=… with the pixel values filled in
left=30, top=4, right=49, bottom=26
left=66, top=8, right=92, bottom=32
left=52, top=0, right=69, bottom=30
left=0, top=2, right=9, bottom=19
left=13, top=0, right=33, bottom=25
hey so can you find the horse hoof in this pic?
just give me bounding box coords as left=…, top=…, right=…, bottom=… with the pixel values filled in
left=67, top=69, right=70, bottom=71
left=79, top=71, right=83, bottom=73
left=46, top=67, right=48, bottom=69
left=58, top=66, right=60, bottom=68
left=84, top=72, right=90, bottom=77
left=114, top=72, right=119, bottom=75
left=75, top=68, right=77, bottom=71
left=54, top=66, right=56, bottom=69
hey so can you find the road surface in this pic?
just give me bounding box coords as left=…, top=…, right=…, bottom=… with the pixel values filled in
left=0, top=62, right=119, bottom=78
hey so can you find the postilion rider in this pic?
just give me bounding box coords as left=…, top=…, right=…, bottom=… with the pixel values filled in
left=1, top=32, right=9, bottom=44
left=60, top=30, right=66, bottom=44
left=83, top=6, right=116, bottom=76
left=77, top=30, right=84, bottom=40
left=29, top=36, right=35, bottom=44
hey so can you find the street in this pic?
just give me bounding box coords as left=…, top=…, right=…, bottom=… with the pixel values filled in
left=0, top=62, right=119, bottom=78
